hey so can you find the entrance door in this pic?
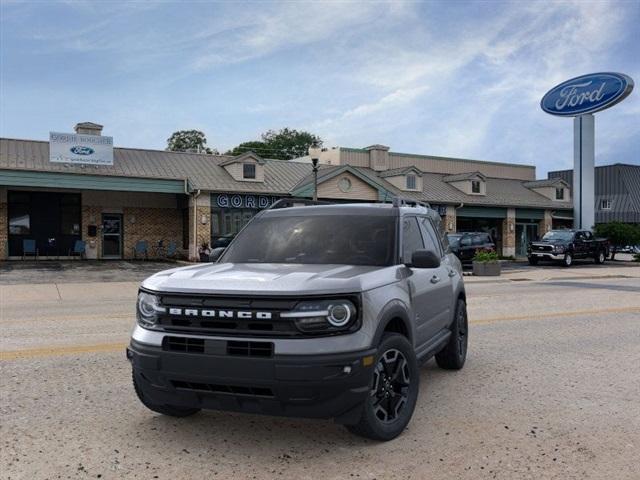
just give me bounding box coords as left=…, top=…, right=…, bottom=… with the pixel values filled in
left=516, top=223, right=538, bottom=257
left=102, top=214, right=123, bottom=259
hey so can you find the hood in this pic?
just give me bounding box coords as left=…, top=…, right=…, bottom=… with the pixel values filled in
left=530, top=239, right=570, bottom=246
left=141, top=262, right=401, bottom=295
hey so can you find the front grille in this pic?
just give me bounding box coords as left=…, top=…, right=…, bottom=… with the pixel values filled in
left=227, top=341, right=273, bottom=357
left=171, top=380, right=274, bottom=398
left=534, top=244, right=553, bottom=252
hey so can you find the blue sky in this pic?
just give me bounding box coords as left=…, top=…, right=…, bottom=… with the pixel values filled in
left=1, top=0, right=638, bottom=176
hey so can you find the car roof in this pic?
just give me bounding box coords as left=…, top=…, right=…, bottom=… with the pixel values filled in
left=262, top=202, right=439, bottom=218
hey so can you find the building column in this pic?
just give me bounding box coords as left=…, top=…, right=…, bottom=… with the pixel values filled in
left=81, top=204, right=103, bottom=259
left=0, top=188, right=7, bottom=260
left=444, top=205, right=457, bottom=233
left=502, top=208, right=516, bottom=257
left=539, top=210, right=553, bottom=238
left=189, top=193, right=211, bottom=261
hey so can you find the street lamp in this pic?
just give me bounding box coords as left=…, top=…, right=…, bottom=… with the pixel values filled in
left=308, top=144, right=321, bottom=201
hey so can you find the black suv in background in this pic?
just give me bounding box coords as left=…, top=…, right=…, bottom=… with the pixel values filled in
left=447, top=232, right=496, bottom=263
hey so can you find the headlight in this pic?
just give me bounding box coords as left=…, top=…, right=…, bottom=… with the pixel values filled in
left=136, top=292, right=165, bottom=328
left=282, top=299, right=358, bottom=334
left=555, top=245, right=565, bottom=253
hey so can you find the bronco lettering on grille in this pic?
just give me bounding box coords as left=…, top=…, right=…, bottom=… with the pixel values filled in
left=167, top=308, right=272, bottom=320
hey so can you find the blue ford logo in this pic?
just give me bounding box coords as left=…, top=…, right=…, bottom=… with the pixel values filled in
left=541, top=72, right=634, bottom=116
left=70, top=146, right=95, bottom=155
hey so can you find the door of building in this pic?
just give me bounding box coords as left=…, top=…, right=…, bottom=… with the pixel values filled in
left=102, top=214, right=123, bottom=259
left=516, top=223, right=538, bottom=257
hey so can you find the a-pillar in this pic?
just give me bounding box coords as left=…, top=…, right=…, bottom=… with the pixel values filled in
left=502, top=208, right=516, bottom=257
left=188, top=193, right=211, bottom=261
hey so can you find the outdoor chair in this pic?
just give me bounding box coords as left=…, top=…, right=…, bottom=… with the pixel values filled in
left=133, top=240, right=149, bottom=260
left=166, top=240, right=178, bottom=258
left=68, top=240, right=86, bottom=260
left=22, top=239, right=38, bottom=261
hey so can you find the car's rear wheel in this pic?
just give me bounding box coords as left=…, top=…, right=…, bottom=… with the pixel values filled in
left=435, top=298, right=468, bottom=370
left=346, top=333, right=419, bottom=441
left=562, top=253, right=573, bottom=267
left=132, top=370, right=200, bottom=417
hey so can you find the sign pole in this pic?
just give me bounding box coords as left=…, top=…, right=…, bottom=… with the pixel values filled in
left=573, top=114, right=595, bottom=229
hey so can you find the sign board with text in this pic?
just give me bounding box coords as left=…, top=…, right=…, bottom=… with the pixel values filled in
left=49, top=132, right=114, bottom=165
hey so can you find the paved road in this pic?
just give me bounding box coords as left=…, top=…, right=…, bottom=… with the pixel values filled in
left=1, top=266, right=639, bottom=479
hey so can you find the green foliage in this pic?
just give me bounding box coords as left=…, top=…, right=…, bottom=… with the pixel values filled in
left=226, top=128, right=322, bottom=160
left=593, top=222, right=640, bottom=259
left=167, top=130, right=217, bottom=154
left=472, top=250, right=499, bottom=262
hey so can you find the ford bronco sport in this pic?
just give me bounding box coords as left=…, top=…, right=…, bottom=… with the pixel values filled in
left=128, top=199, right=468, bottom=441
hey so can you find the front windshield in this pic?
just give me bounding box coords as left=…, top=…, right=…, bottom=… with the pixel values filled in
left=221, top=214, right=396, bottom=266
left=542, top=231, right=574, bottom=241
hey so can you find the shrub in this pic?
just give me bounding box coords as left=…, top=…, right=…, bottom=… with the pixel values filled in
left=594, top=222, right=640, bottom=260
left=473, top=250, right=499, bottom=262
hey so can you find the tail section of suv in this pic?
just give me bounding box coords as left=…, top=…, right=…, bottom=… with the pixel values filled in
left=128, top=201, right=467, bottom=441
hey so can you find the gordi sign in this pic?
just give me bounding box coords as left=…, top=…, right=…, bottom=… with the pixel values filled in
left=49, top=132, right=114, bottom=165
left=541, top=72, right=634, bottom=116
left=541, top=72, right=634, bottom=229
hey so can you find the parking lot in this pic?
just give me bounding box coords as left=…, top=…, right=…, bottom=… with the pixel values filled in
left=1, top=260, right=639, bottom=479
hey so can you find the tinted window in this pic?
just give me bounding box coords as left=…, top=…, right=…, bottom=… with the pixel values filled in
left=447, top=234, right=461, bottom=247
left=583, top=231, right=593, bottom=240
left=543, top=231, right=574, bottom=241
left=472, top=234, right=484, bottom=246
left=222, top=215, right=396, bottom=266
left=402, top=217, right=424, bottom=263
left=419, top=217, right=442, bottom=256
left=460, top=235, right=472, bottom=247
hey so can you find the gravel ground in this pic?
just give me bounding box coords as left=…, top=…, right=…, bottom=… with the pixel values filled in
left=1, top=267, right=639, bottom=479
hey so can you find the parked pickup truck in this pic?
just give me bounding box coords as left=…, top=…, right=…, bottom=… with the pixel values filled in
left=527, top=230, right=609, bottom=267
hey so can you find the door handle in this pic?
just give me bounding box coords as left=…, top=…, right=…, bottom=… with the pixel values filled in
left=430, top=275, right=440, bottom=284
left=448, top=269, right=457, bottom=277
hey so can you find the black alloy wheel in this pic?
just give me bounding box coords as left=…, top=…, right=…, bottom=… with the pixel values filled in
left=371, top=349, right=410, bottom=424
left=435, top=298, right=468, bottom=370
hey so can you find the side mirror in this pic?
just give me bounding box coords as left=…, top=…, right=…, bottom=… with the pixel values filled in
left=209, top=247, right=226, bottom=262
left=408, top=249, right=441, bottom=269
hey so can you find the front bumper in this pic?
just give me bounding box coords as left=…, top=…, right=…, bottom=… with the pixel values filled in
left=127, top=339, right=376, bottom=424
left=528, top=251, right=565, bottom=261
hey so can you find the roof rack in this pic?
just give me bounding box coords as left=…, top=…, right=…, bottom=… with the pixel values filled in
left=269, top=197, right=332, bottom=210
left=391, top=197, right=431, bottom=209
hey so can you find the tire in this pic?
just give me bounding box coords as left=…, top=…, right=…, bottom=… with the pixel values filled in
left=562, top=253, right=573, bottom=267
left=346, top=333, right=419, bottom=441
left=132, top=370, right=200, bottom=417
left=594, top=250, right=606, bottom=264
left=435, top=298, right=468, bottom=370
left=528, top=256, right=538, bottom=266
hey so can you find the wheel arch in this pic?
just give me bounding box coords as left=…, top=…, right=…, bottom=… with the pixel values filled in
left=371, top=302, right=413, bottom=347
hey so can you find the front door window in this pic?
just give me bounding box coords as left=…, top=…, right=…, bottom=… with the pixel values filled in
left=102, top=214, right=123, bottom=258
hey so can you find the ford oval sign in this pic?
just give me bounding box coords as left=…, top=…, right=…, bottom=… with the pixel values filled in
left=541, top=72, right=634, bottom=116
left=70, top=145, right=95, bottom=155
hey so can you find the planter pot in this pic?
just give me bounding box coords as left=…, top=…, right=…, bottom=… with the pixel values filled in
left=472, top=260, right=501, bottom=276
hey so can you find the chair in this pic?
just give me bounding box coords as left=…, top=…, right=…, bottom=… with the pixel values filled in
left=133, top=240, right=149, bottom=260
left=166, top=240, right=178, bottom=258
left=22, top=239, right=38, bottom=261
left=68, top=240, right=86, bottom=260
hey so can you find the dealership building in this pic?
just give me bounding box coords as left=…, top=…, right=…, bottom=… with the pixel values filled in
left=0, top=123, right=576, bottom=261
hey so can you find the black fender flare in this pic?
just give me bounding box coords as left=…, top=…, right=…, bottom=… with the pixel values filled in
left=371, top=300, right=413, bottom=348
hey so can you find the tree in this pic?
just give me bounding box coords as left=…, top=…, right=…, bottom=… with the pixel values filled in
left=226, top=128, right=322, bottom=160
left=167, top=130, right=217, bottom=154
left=225, top=141, right=268, bottom=157
left=593, top=222, right=640, bottom=260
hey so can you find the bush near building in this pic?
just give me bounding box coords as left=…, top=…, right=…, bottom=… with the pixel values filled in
left=594, top=222, right=640, bottom=260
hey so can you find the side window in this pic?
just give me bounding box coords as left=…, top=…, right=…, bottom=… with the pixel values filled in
left=472, top=234, right=484, bottom=246
left=460, top=235, right=472, bottom=247
left=575, top=232, right=584, bottom=241
left=418, top=217, right=443, bottom=257
left=584, top=231, right=593, bottom=240
left=402, top=217, right=424, bottom=263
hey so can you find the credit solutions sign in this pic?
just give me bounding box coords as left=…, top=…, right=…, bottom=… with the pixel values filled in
left=49, top=132, right=114, bottom=165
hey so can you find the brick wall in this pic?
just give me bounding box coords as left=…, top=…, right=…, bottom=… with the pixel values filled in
left=0, top=200, right=7, bottom=261
left=502, top=208, right=516, bottom=257
left=123, top=207, right=182, bottom=259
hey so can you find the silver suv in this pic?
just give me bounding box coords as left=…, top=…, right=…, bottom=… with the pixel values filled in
left=128, top=200, right=467, bottom=441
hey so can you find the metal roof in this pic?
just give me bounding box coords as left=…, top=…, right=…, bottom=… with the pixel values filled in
left=443, top=171, right=486, bottom=182
left=1, top=137, right=573, bottom=210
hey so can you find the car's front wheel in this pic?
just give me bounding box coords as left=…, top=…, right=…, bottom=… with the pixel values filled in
left=595, top=250, right=606, bottom=264
left=562, top=253, right=573, bottom=267
left=346, top=333, right=419, bottom=441
left=132, top=370, right=200, bottom=417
